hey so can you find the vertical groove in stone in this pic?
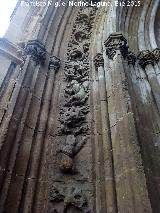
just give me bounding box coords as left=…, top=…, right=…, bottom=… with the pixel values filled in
left=109, top=52, right=151, bottom=212
left=92, top=78, right=105, bottom=212
left=0, top=38, right=47, bottom=212
left=94, top=53, right=117, bottom=212
left=0, top=56, right=30, bottom=152
left=33, top=7, right=75, bottom=213
left=0, top=0, right=160, bottom=212
left=125, top=57, right=160, bottom=212
left=145, top=64, right=160, bottom=111
left=104, top=32, right=152, bottom=212
left=2, top=62, right=46, bottom=212
left=19, top=56, right=60, bottom=213
left=0, top=56, right=37, bottom=211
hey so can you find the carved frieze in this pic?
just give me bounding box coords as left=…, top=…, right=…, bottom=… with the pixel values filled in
left=58, top=106, right=89, bottom=135
left=64, top=61, right=89, bottom=82
left=48, top=6, right=97, bottom=213
left=104, top=32, right=128, bottom=59
left=137, top=50, right=155, bottom=69
left=25, top=40, right=46, bottom=64
left=64, top=80, right=89, bottom=107
left=57, top=8, right=97, bottom=163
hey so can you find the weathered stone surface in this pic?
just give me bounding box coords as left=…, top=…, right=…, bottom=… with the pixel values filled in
left=0, top=0, right=160, bottom=212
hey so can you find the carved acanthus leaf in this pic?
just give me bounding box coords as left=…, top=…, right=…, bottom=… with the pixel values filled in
left=137, top=50, right=155, bottom=69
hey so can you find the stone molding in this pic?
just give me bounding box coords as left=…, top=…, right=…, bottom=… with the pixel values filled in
left=25, top=40, right=46, bottom=64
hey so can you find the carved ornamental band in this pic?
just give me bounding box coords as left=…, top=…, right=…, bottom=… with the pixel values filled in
left=48, top=6, right=97, bottom=213
left=25, top=40, right=46, bottom=64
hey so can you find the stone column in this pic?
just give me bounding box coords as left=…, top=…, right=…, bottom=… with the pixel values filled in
left=104, top=32, right=152, bottom=213
left=0, top=40, right=47, bottom=213
left=19, top=56, right=60, bottom=213
left=94, top=53, right=117, bottom=213
left=138, top=50, right=160, bottom=112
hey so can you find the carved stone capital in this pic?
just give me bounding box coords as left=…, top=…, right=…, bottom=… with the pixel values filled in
left=25, top=40, right=46, bottom=64
left=152, top=48, right=160, bottom=62
left=104, top=32, right=128, bottom=59
left=49, top=56, right=60, bottom=72
left=127, top=51, right=136, bottom=65
left=138, top=50, right=155, bottom=69
left=94, top=53, right=104, bottom=68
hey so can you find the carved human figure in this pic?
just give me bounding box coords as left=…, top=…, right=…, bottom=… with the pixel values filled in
left=65, top=61, right=88, bottom=82
left=64, top=80, right=89, bottom=106
left=58, top=135, right=87, bottom=172
left=58, top=106, right=89, bottom=135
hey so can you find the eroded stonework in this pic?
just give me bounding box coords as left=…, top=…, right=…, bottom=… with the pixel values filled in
left=48, top=6, right=97, bottom=213
left=0, top=0, right=160, bottom=212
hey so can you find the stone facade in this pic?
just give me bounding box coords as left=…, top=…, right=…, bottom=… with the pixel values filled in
left=0, top=0, right=160, bottom=212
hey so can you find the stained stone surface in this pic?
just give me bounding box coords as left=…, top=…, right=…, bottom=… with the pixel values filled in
left=0, top=0, right=160, bottom=212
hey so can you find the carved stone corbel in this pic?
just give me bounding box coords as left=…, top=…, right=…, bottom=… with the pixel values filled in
left=25, top=40, right=46, bottom=64
left=137, top=50, right=155, bottom=69
left=94, top=53, right=104, bottom=69
left=104, top=32, right=128, bottom=59
left=48, top=56, right=60, bottom=72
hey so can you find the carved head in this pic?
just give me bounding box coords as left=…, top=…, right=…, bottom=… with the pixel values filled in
left=70, top=80, right=79, bottom=86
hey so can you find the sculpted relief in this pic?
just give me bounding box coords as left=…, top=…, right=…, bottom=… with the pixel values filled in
left=49, top=186, right=92, bottom=213
left=48, top=6, right=97, bottom=213
left=57, top=7, right=97, bottom=171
